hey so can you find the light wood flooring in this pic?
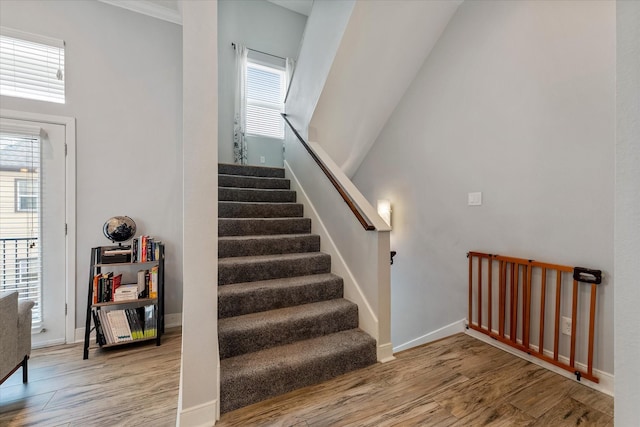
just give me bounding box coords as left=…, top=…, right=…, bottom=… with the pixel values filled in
left=0, top=330, right=613, bottom=426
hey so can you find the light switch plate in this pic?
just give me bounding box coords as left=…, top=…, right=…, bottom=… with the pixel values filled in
left=468, top=192, right=482, bottom=206
left=260, top=156, right=265, bottom=164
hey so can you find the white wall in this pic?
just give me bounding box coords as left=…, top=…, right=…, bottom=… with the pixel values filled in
left=615, top=0, right=640, bottom=423
left=0, top=1, right=183, bottom=329
left=309, top=0, right=461, bottom=177
left=352, top=0, right=615, bottom=375
left=178, top=1, right=218, bottom=425
left=285, top=0, right=355, bottom=136
left=217, top=0, right=307, bottom=166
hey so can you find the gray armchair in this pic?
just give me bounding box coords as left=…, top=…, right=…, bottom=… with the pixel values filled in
left=0, top=292, right=34, bottom=384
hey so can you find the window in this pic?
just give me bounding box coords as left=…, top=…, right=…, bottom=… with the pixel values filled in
left=0, top=27, right=65, bottom=104
left=15, top=178, right=38, bottom=212
left=245, top=61, right=285, bottom=139
left=1, top=128, right=42, bottom=327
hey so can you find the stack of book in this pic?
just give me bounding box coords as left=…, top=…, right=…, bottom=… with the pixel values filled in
left=132, top=236, right=162, bottom=263
left=92, top=305, right=157, bottom=346
left=92, top=273, right=123, bottom=304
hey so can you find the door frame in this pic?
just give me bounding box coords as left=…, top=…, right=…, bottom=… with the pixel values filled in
left=1, top=108, right=76, bottom=345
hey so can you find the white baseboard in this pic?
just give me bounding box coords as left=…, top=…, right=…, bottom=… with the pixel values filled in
left=393, top=319, right=466, bottom=353
left=377, top=342, right=395, bottom=363
left=465, top=327, right=614, bottom=396
left=177, top=399, right=218, bottom=427
left=74, top=312, right=183, bottom=343
left=165, top=312, right=183, bottom=328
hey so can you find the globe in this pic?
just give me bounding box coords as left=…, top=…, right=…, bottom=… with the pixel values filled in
left=103, top=216, right=136, bottom=243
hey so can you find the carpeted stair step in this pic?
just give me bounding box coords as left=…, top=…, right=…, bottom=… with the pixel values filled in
left=219, top=218, right=311, bottom=237
left=219, top=174, right=290, bottom=190
left=218, top=252, right=331, bottom=285
left=219, top=163, right=284, bottom=178
left=219, top=299, right=358, bottom=359
left=219, top=234, right=320, bottom=258
left=220, top=329, right=377, bottom=413
left=218, top=273, right=344, bottom=319
left=219, top=201, right=303, bottom=218
left=218, top=187, right=296, bottom=203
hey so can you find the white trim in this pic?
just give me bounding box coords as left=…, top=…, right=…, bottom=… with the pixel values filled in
left=177, top=399, right=218, bottom=427
left=285, top=161, right=379, bottom=337
left=0, top=26, right=64, bottom=48
left=377, top=343, right=395, bottom=363
left=165, top=312, right=183, bottom=328
left=31, top=337, right=65, bottom=349
left=1, top=109, right=76, bottom=346
left=465, top=327, right=614, bottom=396
left=98, top=0, right=182, bottom=25
left=393, top=319, right=466, bottom=353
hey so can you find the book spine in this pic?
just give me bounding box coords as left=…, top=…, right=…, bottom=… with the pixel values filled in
left=92, top=310, right=106, bottom=346
left=149, top=265, right=158, bottom=299
left=92, top=275, right=99, bottom=305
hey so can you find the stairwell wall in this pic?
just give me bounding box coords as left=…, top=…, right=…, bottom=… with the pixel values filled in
left=217, top=0, right=307, bottom=166
left=352, top=0, right=615, bottom=377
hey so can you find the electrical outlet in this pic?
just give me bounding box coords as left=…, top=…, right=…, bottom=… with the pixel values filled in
left=561, top=316, right=572, bottom=336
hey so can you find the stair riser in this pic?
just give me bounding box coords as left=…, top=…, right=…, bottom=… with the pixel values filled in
left=220, top=337, right=377, bottom=413
left=219, top=175, right=290, bottom=190
left=218, top=278, right=343, bottom=319
left=218, top=187, right=296, bottom=203
left=219, top=304, right=358, bottom=359
left=218, top=235, right=320, bottom=258
left=219, top=163, right=284, bottom=178
left=219, top=202, right=303, bottom=218
left=219, top=218, right=311, bottom=236
left=218, top=255, right=331, bottom=285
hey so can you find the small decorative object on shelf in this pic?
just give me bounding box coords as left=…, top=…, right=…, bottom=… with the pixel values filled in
left=103, top=216, right=136, bottom=245
left=83, top=242, right=165, bottom=359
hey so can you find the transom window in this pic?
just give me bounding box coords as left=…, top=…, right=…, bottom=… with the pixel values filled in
left=0, top=27, right=65, bottom=104
left=245, top=61, right=285, bottom=139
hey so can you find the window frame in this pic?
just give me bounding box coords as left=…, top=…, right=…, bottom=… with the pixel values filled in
left=245, top=59, right=286, bottom=140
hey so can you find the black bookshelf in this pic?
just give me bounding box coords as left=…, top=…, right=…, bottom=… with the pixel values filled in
left=83, top=243, right=165, bottom=359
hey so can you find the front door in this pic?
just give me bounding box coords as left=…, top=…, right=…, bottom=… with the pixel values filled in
left=0, top=117, right=67, bottom=347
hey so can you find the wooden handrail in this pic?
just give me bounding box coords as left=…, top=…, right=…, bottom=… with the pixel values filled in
left=282, top=114, right=376, bottom=231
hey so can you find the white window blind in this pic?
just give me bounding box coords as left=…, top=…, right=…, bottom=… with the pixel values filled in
left=246, top=61, right=285, bottom=139
left=0, top=27, right=65, bottom=104
left=0, top=129, right=43, bottom=328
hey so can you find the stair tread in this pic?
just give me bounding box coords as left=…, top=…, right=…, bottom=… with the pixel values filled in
left=218, top=163, right=285, bottom=178
left=219, top=201, right=300, bottom=205
left=218, top=273, right=341, bottom=295
left=220, top=328, right=375, bottom=376
left=219, top=299, right=356, bottom=333
left=219, top=251, right=329, bottom=265
left=218, top=186, right=293, bottom=192
left=218, top=173, right=287, bottom=181
left=219, top=233, right=315, bottom=241
left=218, top=274, right=343, bottom=318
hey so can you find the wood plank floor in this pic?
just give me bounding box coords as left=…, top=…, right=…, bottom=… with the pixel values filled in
left=0, top=330, right=613, bottom=426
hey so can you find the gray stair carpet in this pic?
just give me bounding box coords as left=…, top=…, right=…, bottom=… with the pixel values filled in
left=218, top=163, right=377, bottom=414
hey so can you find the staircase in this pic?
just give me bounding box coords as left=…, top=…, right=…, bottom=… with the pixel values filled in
left=218, top=163, right=377, bottom=413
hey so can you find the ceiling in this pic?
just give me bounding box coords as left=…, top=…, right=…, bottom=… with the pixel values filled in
left=98, top=0, right=313, bottom=25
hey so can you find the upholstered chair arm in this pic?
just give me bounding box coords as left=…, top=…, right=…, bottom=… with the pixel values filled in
left=17, top=300, right=35, bottom=360
left=0, top=292, right=19, bottom=379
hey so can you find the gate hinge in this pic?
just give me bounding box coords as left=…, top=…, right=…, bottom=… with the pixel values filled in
left=65, top=303, right=68, bottom=315
left=65, top=143, right=68, bottom=156
left=65, top=223, right=68, bottom=235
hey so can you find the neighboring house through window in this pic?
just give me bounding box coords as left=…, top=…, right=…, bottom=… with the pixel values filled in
left=15, top=178, right=38, bottom=212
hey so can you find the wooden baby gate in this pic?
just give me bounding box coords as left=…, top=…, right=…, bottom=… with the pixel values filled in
left=467, top=252, right=601, bottom=383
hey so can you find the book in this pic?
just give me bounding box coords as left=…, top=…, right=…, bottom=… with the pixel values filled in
left=92, top=310, right=107, bottom=346
left=107, top=310, right=132, bottom=343
left=143, top=305, right=156, bottom=338
left=98, top=309, right=114, bottom=344
left=114, top=284, right=138, bottom=301
left=92, top=275, right=100, bottom=304
left=137, top=269, right=148, bottom=296
left=110, top=274, right=122, bottom=302
left=149, top=265, right=159, bottom=299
